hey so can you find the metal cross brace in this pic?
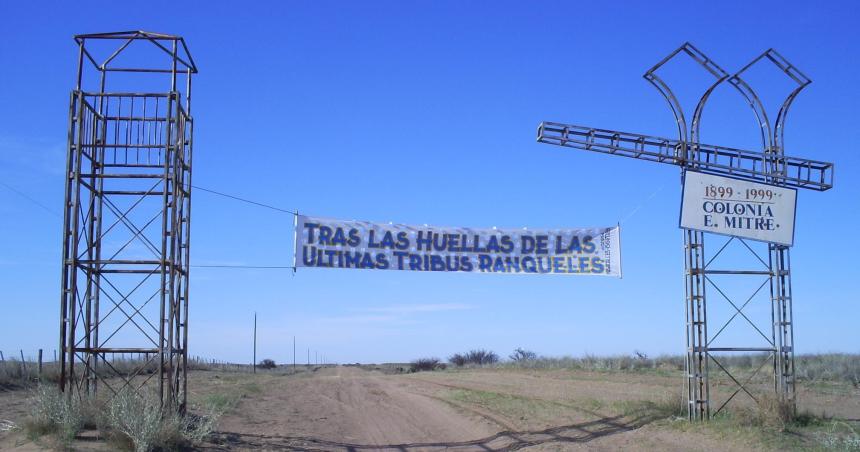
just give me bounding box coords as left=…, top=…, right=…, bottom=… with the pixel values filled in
left=536, top=42, right=835, bottom=420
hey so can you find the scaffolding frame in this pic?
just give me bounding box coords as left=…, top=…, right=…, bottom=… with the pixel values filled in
left=537, top=43, right=832, bottom=420
left=59, top=31, right=197, bottom=411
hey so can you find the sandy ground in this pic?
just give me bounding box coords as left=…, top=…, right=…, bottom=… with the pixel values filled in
left=1, top=366, right=858, bottom=451
left=204, top=366, right=503, bottom=450
left=196, top=366, right=853, bottom=451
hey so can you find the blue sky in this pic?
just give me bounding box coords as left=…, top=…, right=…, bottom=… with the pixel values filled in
left=1, top=1, right=858, bottom=364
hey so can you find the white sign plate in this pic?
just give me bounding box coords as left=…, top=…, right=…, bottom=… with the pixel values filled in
left=680, top=171, right=797, bottom=246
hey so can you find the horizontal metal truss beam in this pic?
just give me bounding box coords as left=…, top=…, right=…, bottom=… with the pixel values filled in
left=537, top=122, right=833, bottom=191
left=72, top=347, right=163, bottom=354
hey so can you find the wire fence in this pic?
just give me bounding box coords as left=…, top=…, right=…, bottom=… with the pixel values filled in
left=0, top=349, right=315, bottom=389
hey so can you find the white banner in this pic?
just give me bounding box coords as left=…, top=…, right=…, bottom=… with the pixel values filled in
left=294, top=215, right=621, bottom=277
left=680, top=171, right=797, bottom=246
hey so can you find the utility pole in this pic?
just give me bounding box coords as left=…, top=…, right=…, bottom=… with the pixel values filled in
left=253, top=312, right=257, bottom=374
left=307, top=348, right=310, bottom=367
left=293, top=336, right=296, bottom=370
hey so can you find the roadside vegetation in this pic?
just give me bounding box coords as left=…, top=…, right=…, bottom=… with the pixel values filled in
left=412, top=349, right=860, bottom=450
left=410, top=357, right=446, bottom=372
left=0, top=356, right=271, bottom=391
left=496, top=351, right=860, bottom=386
left=21, top=384, right=226, bottom=451
left=258, top=358, right=277, bottom=369
left=0, top=360, right=60, bottom=390
left=5, top=352, right=858, bottom=450
left=666, top=399, right=860, bottom=451
left=448, top=349, right=500, bottom=366
left=402, top=349, right=859, bottom=386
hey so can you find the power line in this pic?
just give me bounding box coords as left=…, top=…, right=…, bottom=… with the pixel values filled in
left=0, top=181, right=60, bottom=217
left=188, top=185, right=297, bottom=270
left=191, top=184, right=296, bottom=215
left=186, top=185, right=297, bottom=270
left=619, top=183, right=665, bottom=224
left=191, top=264, right=294, bottom=269
left=2, top=179, right=297, bottom=270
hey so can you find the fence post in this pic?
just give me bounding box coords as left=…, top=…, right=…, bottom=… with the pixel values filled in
left=38, top=349, right=43, bottom=378
left=20, top=350, right=27, bottom=375
left=0, top=350, right=4, bottom=362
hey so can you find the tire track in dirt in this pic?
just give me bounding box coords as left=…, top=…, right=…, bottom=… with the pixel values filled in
left=209, top=366, right=501, bottom=450
left=205, top=367, right=664, bottom=451
left=405, top=375, right=614, bottom=422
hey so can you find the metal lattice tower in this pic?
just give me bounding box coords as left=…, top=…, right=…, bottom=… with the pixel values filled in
left=536, top=43, right=833, bottom=420
left=59, top=31, right=197, bottom=411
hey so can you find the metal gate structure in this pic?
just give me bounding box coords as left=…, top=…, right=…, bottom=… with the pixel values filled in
left=537, top=43, right=833, bottom=420
left=59, top=31, right=197, bottom=411
left=55, top=34, right=834, bottom=421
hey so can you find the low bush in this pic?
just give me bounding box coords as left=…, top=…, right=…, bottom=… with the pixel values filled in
left=502, top=354, right=685, bottom=372
left=448, top=353, right=467, bottom=367
left=104, top=388, right=220, bottom=452
left=0, top=359, right=61, bottom=389
left=714, top=394, right=798, bottom=432
left=25, top=384, right=84, bottom=443
left=449, top=349, right=499, bottom=367
left=814, top=421, right=860, bottom=450
left=509, top=348, right=537, bottom=362
left=466, top=349, right=499, bottom=365
left=410, top=358, right=444, bottom=372
left=258, top=359, right=277, bottom=369
left=24, top=384, right=221, bottom=452
left=795, top=353, right=860, bottom=385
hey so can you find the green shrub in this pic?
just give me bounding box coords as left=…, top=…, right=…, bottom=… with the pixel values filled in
left=105, top=389, right=163, bottom=452
left=410, top=358, right=443, bottom=372
left=258, top=359, right=277, bottom=369
left=814, top=421, right=860, bottom=451
left=104, top=388, right=222, bottom=452
left=509, top=348, right=537, bottom=362
left=25, top=384, right=84, bottom=443
left=449, top=349, right=499, bottom=367
left=448, top=353, right=467, bottom=367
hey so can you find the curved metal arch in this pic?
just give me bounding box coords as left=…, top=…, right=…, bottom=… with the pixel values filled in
left=728, top=71, right=773, bottom=152
left=688, top=74, right=729, bottom=167
left=729, top=49, right=811, bottom=183
left=644, top=43, right=691, bottom=144
left=728, top=49, right=811, bottom=155
left=644, top=42, right=728, bottom=166
left=643, top=71, right=687, bottom=146
left=768, top=49, right=812, bottom=152
left=690, top=74, right=729, bottom=144
left=688, top=43, right=729, bottom=151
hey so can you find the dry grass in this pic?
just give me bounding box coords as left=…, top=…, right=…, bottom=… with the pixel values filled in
left=21, top=384, right=223, bottom=451
left=23, top=384, right=85, bottom=444
left=0, top=356, right=249, bottom=391
left=497, top=353, right=860, bottom=384
left=410, top=357, right=445, bottom=372
left=449, top=349, right=500, bottom=367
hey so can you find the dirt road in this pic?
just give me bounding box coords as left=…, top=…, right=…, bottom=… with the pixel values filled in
left=202, top=366, right=734, bottom=451
left=2, top=365, right=855, bottom=450
left=207, top=366, right=505, bottom=450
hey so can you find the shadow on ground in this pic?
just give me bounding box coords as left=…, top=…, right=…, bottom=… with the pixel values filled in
left=204, top=413, right=657, bottom=451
